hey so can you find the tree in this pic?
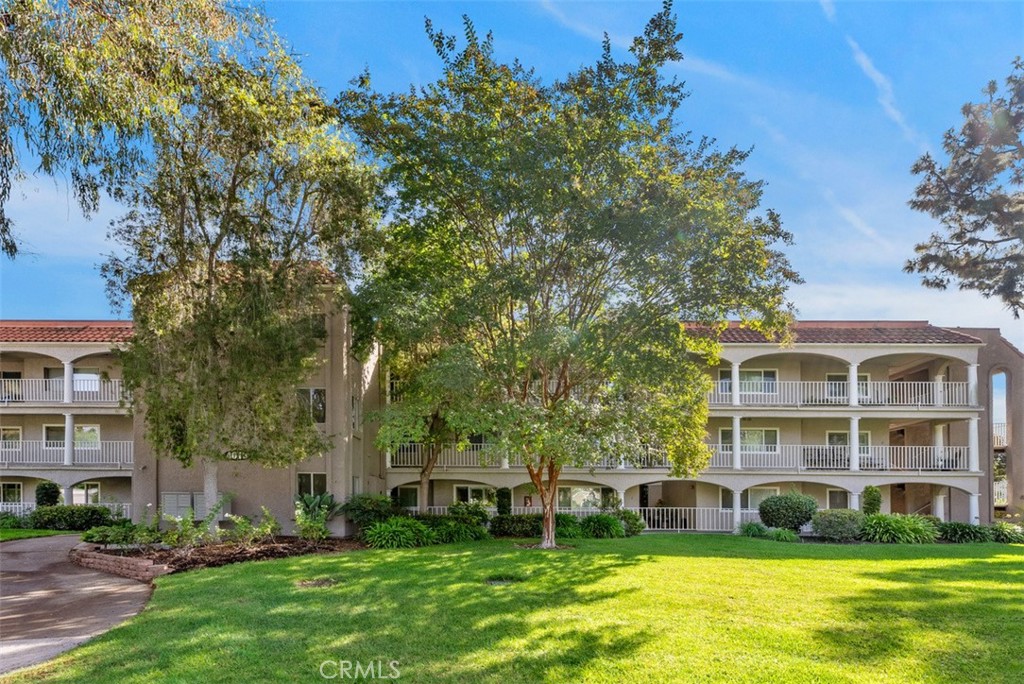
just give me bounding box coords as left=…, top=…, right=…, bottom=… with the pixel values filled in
left=0, top=0, right=245, bottom=257
left=344, top=4, right=798, bottom=548
left=906, top=58, right=1024, bottom=316
left=103, top=31, right=374, bottom=528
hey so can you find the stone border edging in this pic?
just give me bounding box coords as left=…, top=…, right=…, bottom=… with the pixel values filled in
left=69, top=542, right=171, bottom=583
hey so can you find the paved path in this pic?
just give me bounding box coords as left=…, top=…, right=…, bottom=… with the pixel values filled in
left=0, top=535, right=152, bottom=675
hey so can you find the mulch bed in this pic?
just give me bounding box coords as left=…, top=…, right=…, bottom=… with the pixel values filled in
left=100, top=537, right=364, bottom=573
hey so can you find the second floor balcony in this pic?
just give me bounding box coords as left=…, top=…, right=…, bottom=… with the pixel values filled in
left=0, top=378, right=126, bottom=405
left=0, top=440, right=133, bottom=469
left=707, top=379, right=974, bottom=409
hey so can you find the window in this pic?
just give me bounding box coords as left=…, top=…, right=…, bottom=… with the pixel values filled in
left=297, top=473, right=327, bottom=497
left=454, top=485, right=495, bottom=505
left=396, top=486, right=418, bottom=508
left=351, top=395, right=362, bottom=431
left=296, top=388, right=326, bottom=424
left=720, top=369, right=778, bottom=393
left=720, top=428, right=779, bottom=452
left=43, top=424, right=100, bottom=448
left=827, top=489, right=850, bottom=509
left=555, top=486, right=614, bottom=510
left=721, top=486, right=779, bottom=509
left=1, top=372, right=22, bottom=401
left=73, top=482, right=100, bottom=504
left=826, top=431, right=870, bottom=455
left=0, top=427, right=21, bottom=447
left=1, top=482, right=22, bottom=503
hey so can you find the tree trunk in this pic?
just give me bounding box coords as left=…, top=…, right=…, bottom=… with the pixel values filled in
left=202, top=458, right=219, bottom=533
left=529, top=457, right=561, bottom=549
left=418, top=443, right=439, bottom=514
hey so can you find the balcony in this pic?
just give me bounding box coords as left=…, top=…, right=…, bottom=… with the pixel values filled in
left=707, top=380, right=973, bottom=408
left=706, top=444, right=969, bottom=472
left=0, top=441, right=133, bottom=468
left=0, top=378, right=126, bottom=404
left=389, top=443, right=670, bottom=470
left=994, top=423, right=1007, bottom=448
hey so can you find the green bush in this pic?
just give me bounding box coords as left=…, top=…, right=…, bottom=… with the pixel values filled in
left=811, top=509, right=865, bottom=543
left=35, top=481, right=61, bottom=506
left=938, top=521, right=993, bottom=543
left=758, top=492, right=817, bottom=531
left=496, top=488, right=512, bottom=516
left=989, top=521, right=1024, bottom=544
left=29, top=505, right=114, bottom=531
left=340, top=493, right=403, bottom=534
left=921, top=514, right=943, bottom=528
left=364, top=516, right=436, bottom=549
left=448, top=500, right=491, bottom=527
left=0, top=512, right=28, bottom=529
left=554, top=513, right=583, bottom=539
left=739, top=521, right=769, bottom=538
left=489, top=514, right=543, bottom=538
left=861, top=485, right=882, bottom=515
left=613, top=509, right=646, bottom=537
left=860, top=513, right=938, bottom=544
left=82, top=522, right=160, bottom=548
left=224, top=506, right=281, bottom=548
left=580, top=513, right=625, bottom=539
left=767, top=527, right=801, bottom=543
left=433, top=518, right=489, bottom=543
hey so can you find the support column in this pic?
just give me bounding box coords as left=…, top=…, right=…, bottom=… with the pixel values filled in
left=501, top=456, right=510, bottom=469
left=933, top=423, right=945, bottom=468
left=63, top=361, right=74, bottom=404
left=62, top=485, right=74, bottom=506
left=732, top=489, right=743, bottom=533
left=968, top=417, right=980, bottom=472
left=617, top=490, right=627, bottom=508
left=967, top=364, right=979, bottom=405
left=63, top=412, right=74, bottom=466
left=849, top=490, right=861, bottom=511
left=732, top=415, right=742, bottom=470
left=849, top=416, right=860, bottom=471
left=934, top=374, right=945, bottom=407
left=731, top=362, right=741, bottom=407
left=932, top=492, right=947, bottom=522
left=847, top=362, right=859, bottom=407
left=968, top=493, right=980, bottom=524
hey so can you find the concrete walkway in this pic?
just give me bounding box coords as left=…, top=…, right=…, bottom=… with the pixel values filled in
left=0, top=535, right=152, bottom=675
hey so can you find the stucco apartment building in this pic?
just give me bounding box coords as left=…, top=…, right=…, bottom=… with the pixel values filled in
left=1, top=318, right=1021, bottom=534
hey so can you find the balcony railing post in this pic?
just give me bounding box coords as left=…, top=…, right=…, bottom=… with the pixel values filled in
left=934, top=375, right=945, bottom=407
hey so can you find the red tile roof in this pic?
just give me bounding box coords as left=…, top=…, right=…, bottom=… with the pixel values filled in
left=0, top=321, right=133, bottom=343
left=712, top=321, right=982, bottom=345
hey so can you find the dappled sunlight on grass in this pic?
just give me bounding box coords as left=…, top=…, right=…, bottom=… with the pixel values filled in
left=2, top=536, right=1022, bottom=683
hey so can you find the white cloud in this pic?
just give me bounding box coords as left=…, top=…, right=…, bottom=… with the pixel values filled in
left=4, top=178, right=120, bottom=259
left=844, top=37, right=929, bottom=152
left=819, top=0, right=837, bottom=23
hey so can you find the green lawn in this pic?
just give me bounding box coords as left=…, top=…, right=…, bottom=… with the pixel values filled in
left=4, top=535, right=1023, bottom=683
left=0, top=529, right=77, bottom=542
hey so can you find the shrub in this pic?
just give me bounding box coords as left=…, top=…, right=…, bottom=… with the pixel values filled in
left=739, top=521, right=769, bottom=538
left=340, top=494, right=403, bottom=533
left=496, top=488, right=512, bottom=516
left=861, top=485, right=882, bottom=515
left=35, top=481, right=61, bottom=506
left=296, top=493, right=342, bottom=521
left=82, top=522, right=160, bottom=548
left=29, top=505, right=113, bottom=531
left=613, top=509, right=646, bottom=537
left=767, top=527, right=801, bottom=543
left=448, top=500, right=490, bottom=527
left=580, top=513, right=625, bottom=539
left=489, top=514, right=543, bottom=538
left=989, top=521, right=1024, bottom=544
left=294, top=505, right=329, bottom=544
left=921, top=514, right=942, bottom=528
left=224, top=507, right=281, bottom=548
left=364, top=516, right=436, bottom=549
left=554, top=513, right=583, bottom=539
left=0, top=512, right=28, bottom=529
left=432, top=518, right=489, bottom=543
left=811, top=509, right=865, bottom=543
left=758, top=492, right=817, bottom=531
left=860, top=513, right=938, bottom=544
left=938, top=521, right=992, bottom=543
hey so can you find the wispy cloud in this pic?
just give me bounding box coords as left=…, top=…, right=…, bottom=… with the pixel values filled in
left=844, top=37, right=928, bottom=152
left=819, top=0, right=837, bottom=23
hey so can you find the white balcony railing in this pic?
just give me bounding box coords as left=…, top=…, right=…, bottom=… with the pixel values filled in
left=705, top=444, right=969, bottom=472
left=0, top=501, right=130, bottom=518
left=994, top=423, right=1007, bottom=448
left=0, top=441, right=133, bottom=468
left=994, top=480, right=1008, bottom=506
left=0, top=378, right=126, bottom=404
left=707, top=380, right=973, bottom=408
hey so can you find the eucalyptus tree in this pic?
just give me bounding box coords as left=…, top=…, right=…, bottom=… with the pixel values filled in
left=907, top=58, right=1024, bottom=315
left=104, top=32, right=375, bottom=525
left=1, top=0, right=248, bottom=257
left=345, top=4, right=798, bottom=547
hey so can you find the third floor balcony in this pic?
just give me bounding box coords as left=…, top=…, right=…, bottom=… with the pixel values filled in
left=706, top=379, right=974, bottom=409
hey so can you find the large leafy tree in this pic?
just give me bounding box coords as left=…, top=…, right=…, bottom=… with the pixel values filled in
left=906, top=58, right=1024, bottom=315
left=0, top=0, right=243, bottom=257
left=345, top=5, right=799, bottom=547
left=104, top=31, right=374, bottom=524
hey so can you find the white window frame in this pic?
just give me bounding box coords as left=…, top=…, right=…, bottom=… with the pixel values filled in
left=297, top=472, right=327, bottom=497
left=1, top=481, right=22, bottom=503
left=453, top=485, right=495, bottom=505
left=720, top=486, right=780, bottom=509
left=0, top=426, right=22, bottom=447
left=825, top=430, right=871, bottom=455
left=719, top=427, right=780, bottom=453
left=73, top=481, right=101, bottom=505
left=296, top=388, right=327, bottom=425
left=720, top=368, right=778, bottom=394
left=43, top=424, right=101, bottom=449
left=396, top=486, right=418, bottom=508
left=826, top=488, right=850, bottom=509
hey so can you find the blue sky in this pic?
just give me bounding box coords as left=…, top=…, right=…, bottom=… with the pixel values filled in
left=1, top=0, right=1021, bottom=411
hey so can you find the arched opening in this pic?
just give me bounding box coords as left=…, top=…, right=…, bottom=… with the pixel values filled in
left=992, top=370, right=1008, bottom=513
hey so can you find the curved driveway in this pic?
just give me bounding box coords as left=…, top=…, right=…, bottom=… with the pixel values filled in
left=0, top=535, right=151, bottom=675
